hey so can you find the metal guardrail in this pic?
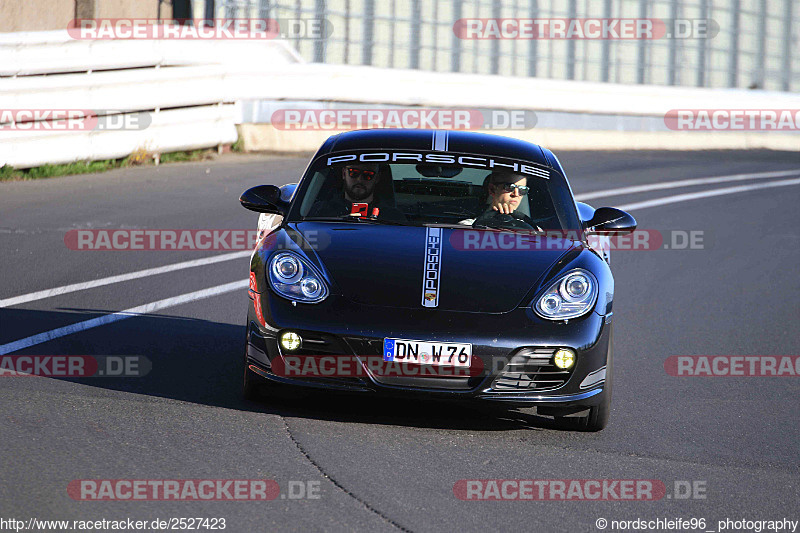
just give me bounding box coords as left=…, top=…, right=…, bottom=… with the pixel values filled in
left=211, top=0, right=798, bottom=93
left=0, top=34, right=300, bottom=168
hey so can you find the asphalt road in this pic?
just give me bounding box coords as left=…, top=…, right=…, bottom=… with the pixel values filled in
left=1, top=149, right=798, bottom=532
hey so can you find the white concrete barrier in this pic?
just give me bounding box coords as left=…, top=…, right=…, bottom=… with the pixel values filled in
left=234, top=63, right=800, bottom=152
left=234, top=63, right=800, bottom=116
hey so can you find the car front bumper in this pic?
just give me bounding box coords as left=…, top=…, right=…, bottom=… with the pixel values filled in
left=245, top=292, right=612, bottom=408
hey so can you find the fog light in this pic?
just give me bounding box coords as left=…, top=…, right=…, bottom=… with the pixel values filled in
left=280, top=331, right=302, bottom=351
left=553, top=348, right=575, bottom=369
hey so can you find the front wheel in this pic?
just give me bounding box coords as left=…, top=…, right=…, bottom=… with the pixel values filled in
left=242, top=351, right=263, bottom=401
left=571, top=383, right=611, bottom=431
left=555, top=337, right=613, bottom=431
left=550, top=378, right=611, bottom=432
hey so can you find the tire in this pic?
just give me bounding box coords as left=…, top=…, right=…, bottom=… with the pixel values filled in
left=572, top=380, right=611, bottom=432
left=551, top=373, right=611, bottom=432
left=555, top=335, right=613, bottom=432
left=242, top=351, right=263, bottom=401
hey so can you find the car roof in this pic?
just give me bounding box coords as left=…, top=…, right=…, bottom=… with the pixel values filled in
left=315, top=129, right=562, bottom=172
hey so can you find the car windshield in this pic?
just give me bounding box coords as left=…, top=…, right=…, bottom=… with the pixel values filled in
left=291, top=155, right=580, bottom=231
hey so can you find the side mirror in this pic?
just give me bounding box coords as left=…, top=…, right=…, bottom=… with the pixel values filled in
left=576, top=202, right=596, bottom=225
left=240, top=185, right=287, bottom=215
left=586, top=207, right=637, bottom=235
left=278, top=183, right=298, bottom=202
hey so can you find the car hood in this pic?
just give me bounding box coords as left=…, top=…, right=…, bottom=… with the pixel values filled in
left=292, top=222, right=579, bottom=313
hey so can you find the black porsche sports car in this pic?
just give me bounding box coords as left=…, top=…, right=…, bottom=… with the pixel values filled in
left=239, top=129, right=636, bottom=431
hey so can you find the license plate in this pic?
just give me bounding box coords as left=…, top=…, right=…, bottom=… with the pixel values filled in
left=383, top=338, right=472, bottom=367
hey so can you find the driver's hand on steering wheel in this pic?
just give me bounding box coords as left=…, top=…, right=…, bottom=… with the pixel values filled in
left=491, top=199, right=516, bottom=214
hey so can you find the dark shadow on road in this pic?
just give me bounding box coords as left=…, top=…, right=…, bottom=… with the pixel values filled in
left=0, top=307, right=581, bottom=433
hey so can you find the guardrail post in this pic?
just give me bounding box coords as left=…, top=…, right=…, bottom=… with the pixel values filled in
left=782, top=0, right=793, bottom=91
left=600, top=0, right=612, bottom=82
left=667, top=0, right=678, bottom=85
left=389, top=0, right=396, bottom=68
left=431, top=1, right=440, bottom=71
left=728, top=0, right=740, bottom=87
left=491, top=0, right=501, bottom=75
left=527, top=0, right=538, bottom=77
left=75, top=0, right=95, bottom=20
left=451, top=0, right=463, bottom=72
left=293, top=0, right=302, bottom=52
left=203, top=0, right=215, bottom=25
left=344, top=0, right=350, bottom=64
left=509, top=0, right=518, bottom=76
left=636, top=0, right=647, bottom=83
left=696, top=0, right=708, bottom=86
left=566, top=0, right=576, bottom=79
left=313, top=0, right=326, bottom=63
left=753, top=0, right=766, bottom=88
left=410, top=0, right=421, bottom=69
left=362, top=0, right=375, bottom=66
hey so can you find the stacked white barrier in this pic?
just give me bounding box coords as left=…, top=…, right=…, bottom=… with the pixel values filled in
left=0, top=31, right=302, bottom=168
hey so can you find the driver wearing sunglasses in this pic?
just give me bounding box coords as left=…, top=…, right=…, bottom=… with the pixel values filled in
left=464, top=171, right=542, bottom=231
left=487, top=174, right=530, bottom=214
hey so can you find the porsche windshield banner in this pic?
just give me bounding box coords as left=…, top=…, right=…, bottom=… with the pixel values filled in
left=325, top=151, right=550, bottom=179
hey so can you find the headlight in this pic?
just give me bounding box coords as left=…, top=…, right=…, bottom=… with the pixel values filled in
left=534, top=269, right=598, bottom=320
left=272, top=254, right=303, bottom=283
left=300, top=278, right=323, bottom=299
left=268, top=252, right=329, bottom=303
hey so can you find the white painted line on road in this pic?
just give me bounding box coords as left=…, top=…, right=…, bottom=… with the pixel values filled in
left=575, top=169, right=800, bottom=202
left=616, top=177, right=800, bottom=212
left=0, top=251, right=251, bottom=308
left=0, top=279, right=248, bottom=355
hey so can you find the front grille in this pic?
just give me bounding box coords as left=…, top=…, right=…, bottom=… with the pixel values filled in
left=491, top=348, right=572, bottom=392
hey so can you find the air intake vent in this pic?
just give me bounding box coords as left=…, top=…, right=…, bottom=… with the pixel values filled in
left=491, top=348, right=572, bottom=392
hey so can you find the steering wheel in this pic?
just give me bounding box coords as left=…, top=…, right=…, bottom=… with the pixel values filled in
left=473, top=210, right=537, bottom=230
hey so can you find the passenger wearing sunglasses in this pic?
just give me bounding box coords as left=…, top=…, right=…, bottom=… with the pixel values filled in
left=306, top=163, right=407, bottom=221
left=342, top=164, right=380, bottom=203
